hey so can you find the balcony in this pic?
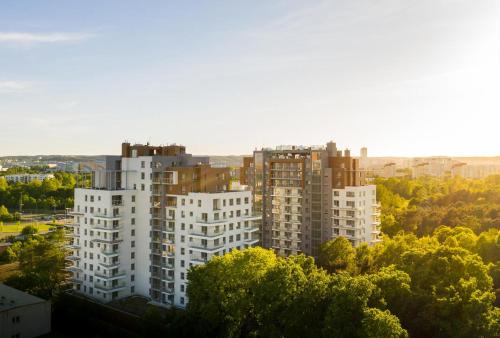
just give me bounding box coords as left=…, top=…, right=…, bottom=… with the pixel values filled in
left=244, top=237, right=259, bottom=245
left=162, top=262, right=175, bottom=270
left=244, top=226, right=259, bottom=233
left=163, top=275, right=174, bottom=282
left=92, top=212, right=122, bottom=221
left=190, top=257, right=208, bottom=265
left=161, top=286, right=174, bottom=294
left=94, top=282, right=127, bottom=292
left=189, top=229, right=225, bottom=239
left=65, top=223, right=80, bottom=228
left=92, top=224, right=121, bottom=232
left=195, top=218, right=227, bottom=225
left=99, top=260, right=120, bottom=269
left=65, top=255, right=81, bottom=261
left=65, top=265, right=82, bottom=273
left=66, top=243, right=81, bottom=250
left=190, top=243, right=224, bottom=253
left=94, top=270, right=126, bottom=280
left=91, top=237, right=123, bottom=244
left=68, top=209, right=84, bottom=216
left=101, top=247, right=119, bottom=256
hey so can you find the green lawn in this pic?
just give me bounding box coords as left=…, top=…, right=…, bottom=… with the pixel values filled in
left=0, top=222, right=56, bottom=234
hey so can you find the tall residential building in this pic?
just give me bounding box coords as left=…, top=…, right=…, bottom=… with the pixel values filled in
left=359, top=147, right=368, bottom=169
left=66, top=143, right=260, bottom=308
left=241, top=141, right=381, bottom=257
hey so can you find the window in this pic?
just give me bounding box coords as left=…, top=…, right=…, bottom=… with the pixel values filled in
left=181, top=260, right=185, bottom=267
left=141, top=184, right=145, bottom=191
left=141, top=172, right=145, bottom=179
left=198, top=200, right=202, bottom=207
left=244, top=197, right=249, bottom=204
left=131, top=229, right=135, bottom=236
left=132, top=195, right=136, bottom=202
left=180, top=284, right=185, bottom=292
left=131, top=263, right=135, bottom=270
left=131, top=206, right=136, bottom=214
left=181, top=272, right=185, bottom=280
left=131, top=240, right=135, bottom=248
left=141, top=161, right=145, bottom=168
left=131, top=252, right=135, bottom=259
left=180, top=297, right=185, bottom=305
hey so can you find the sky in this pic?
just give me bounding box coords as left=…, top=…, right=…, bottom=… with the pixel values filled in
left=1, top=0, right=499, bottom=157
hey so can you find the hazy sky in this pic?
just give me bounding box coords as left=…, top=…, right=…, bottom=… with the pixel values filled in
left=1, top=0, right=499, bottom=157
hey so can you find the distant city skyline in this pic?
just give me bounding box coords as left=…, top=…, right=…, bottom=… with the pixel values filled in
left=1, top=1, right=499, bottom=157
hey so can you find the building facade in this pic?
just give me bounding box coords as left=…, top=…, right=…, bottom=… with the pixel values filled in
left=0, top=283, right=51, bottom=338
left=241, top=141, right=380, bottom=257
left=5, top=174, right=55, bottom=183
left=66, top=143, right=260, bottom=308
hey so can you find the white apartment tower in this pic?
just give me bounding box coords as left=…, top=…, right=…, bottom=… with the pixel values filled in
left=66, top=143, right=260, bottom=307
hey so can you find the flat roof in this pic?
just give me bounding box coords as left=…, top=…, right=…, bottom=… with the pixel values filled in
left=0, top=283, right=47, bottom=312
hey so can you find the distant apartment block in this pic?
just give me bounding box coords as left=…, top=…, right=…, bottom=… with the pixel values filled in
left=380, top=162, right=397, bottom=178
left=411, top=157, right=453, bottom=178
left=451, top=163, right=500, bottom=179
left=66, top=143, right=260, bottom=308
left=5, top=174, right=55, bottom=183
left=241, top=141, right=381, bottom=257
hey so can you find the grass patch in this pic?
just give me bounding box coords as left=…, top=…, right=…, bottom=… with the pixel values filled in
left=0, top=222, right=56, bottom=234
left=0, top=262, right=20, bottom=282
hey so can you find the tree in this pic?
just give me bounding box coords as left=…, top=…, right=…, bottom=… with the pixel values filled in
left=0, top=205, right=12, bottom=222
left=475, top=228, right=500, bottom=264
left=21, top=225, right=38, bottom=236
left=317, top=237, right=356, bottom=274
left=395, top=245, right=496, bottom=338
left=360, top=308, right=408, bottom=338
left=187, top=247, right=278, bottom=337
left=356, top=243, right=374, bottom=274
left=5, top=230, right=66, bottom=299
left=322, top=274, right=408, bottom=338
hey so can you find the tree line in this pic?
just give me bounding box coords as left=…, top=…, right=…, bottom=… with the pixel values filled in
left=0, top=172, right=77, bottom=219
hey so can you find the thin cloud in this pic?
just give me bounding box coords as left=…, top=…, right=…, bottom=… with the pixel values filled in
left=0, top=32, right=93, bottom=44
left=0, top=81, right=34, bottom=93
